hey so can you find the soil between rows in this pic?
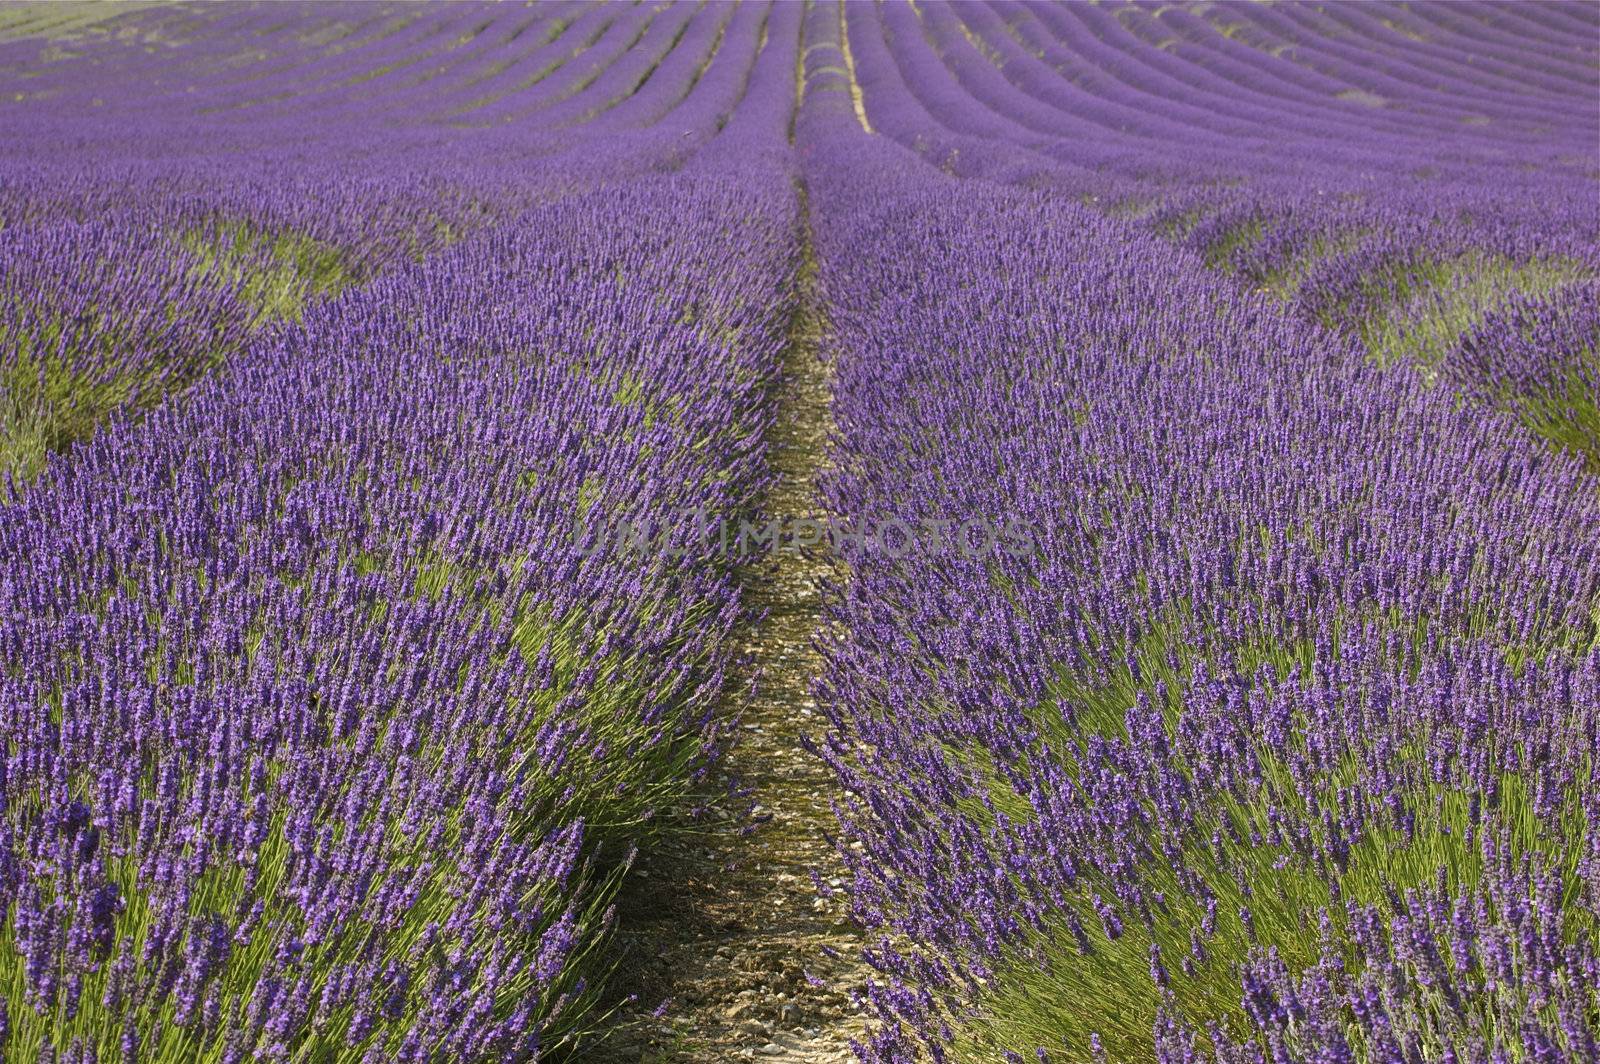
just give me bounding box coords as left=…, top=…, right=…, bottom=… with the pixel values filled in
left=588, top=193, right=869, bottom=1063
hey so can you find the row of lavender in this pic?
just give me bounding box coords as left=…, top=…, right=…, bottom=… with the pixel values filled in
left=800, top=2, right=1599, bottom=1061
left=836, top=0, right=1599, bottom=469
left=0, top=2, right=804, bottom=1057
left=0, top=2, right=515, bottom=485
left=0, top=0, right=785, bottom=487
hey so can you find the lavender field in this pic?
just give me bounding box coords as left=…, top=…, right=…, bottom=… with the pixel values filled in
left=1, top=1, right=1597, bottom=1061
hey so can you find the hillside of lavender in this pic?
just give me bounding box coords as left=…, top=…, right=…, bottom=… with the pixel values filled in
left=1, top=2, right=1596, bottom=1062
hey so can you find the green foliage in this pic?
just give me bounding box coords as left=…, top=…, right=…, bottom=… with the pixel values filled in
left=1257, top=231, right=1368, bottom=300
left=1202, top=218, right=1263, bottom=272
left=1333, top=252, right=1588, bottom=369
left=1512, top=370, right=1600, bottom=473
left=181, top=220, right=356, bottom=325
left=0, top=312, right=144, bottom=487
left=0, top=2, right=156, bottom=44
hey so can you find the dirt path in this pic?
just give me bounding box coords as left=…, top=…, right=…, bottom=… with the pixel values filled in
left=589, top=193, right=868, bottom=1063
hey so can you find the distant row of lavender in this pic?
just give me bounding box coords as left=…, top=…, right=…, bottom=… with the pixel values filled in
left=0, top=0, right=794, bottom=484
left=1, top=3, right=804, bottom=1057
left=799, top=2, right=1599, bottom=1061
left=841, top=0, right=1598, bottom=464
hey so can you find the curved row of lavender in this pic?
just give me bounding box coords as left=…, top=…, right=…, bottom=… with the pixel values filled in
left=1, top=3, right=804, bottom=1058
left=837, top=0, right=1598, bottom=467
left=0, top=0, right=780, bottom=485
left=798, top=2, right=1599, bottom=1061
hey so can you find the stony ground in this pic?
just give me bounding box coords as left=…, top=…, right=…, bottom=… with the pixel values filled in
left=588, top=208, right=870, bottom=1063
